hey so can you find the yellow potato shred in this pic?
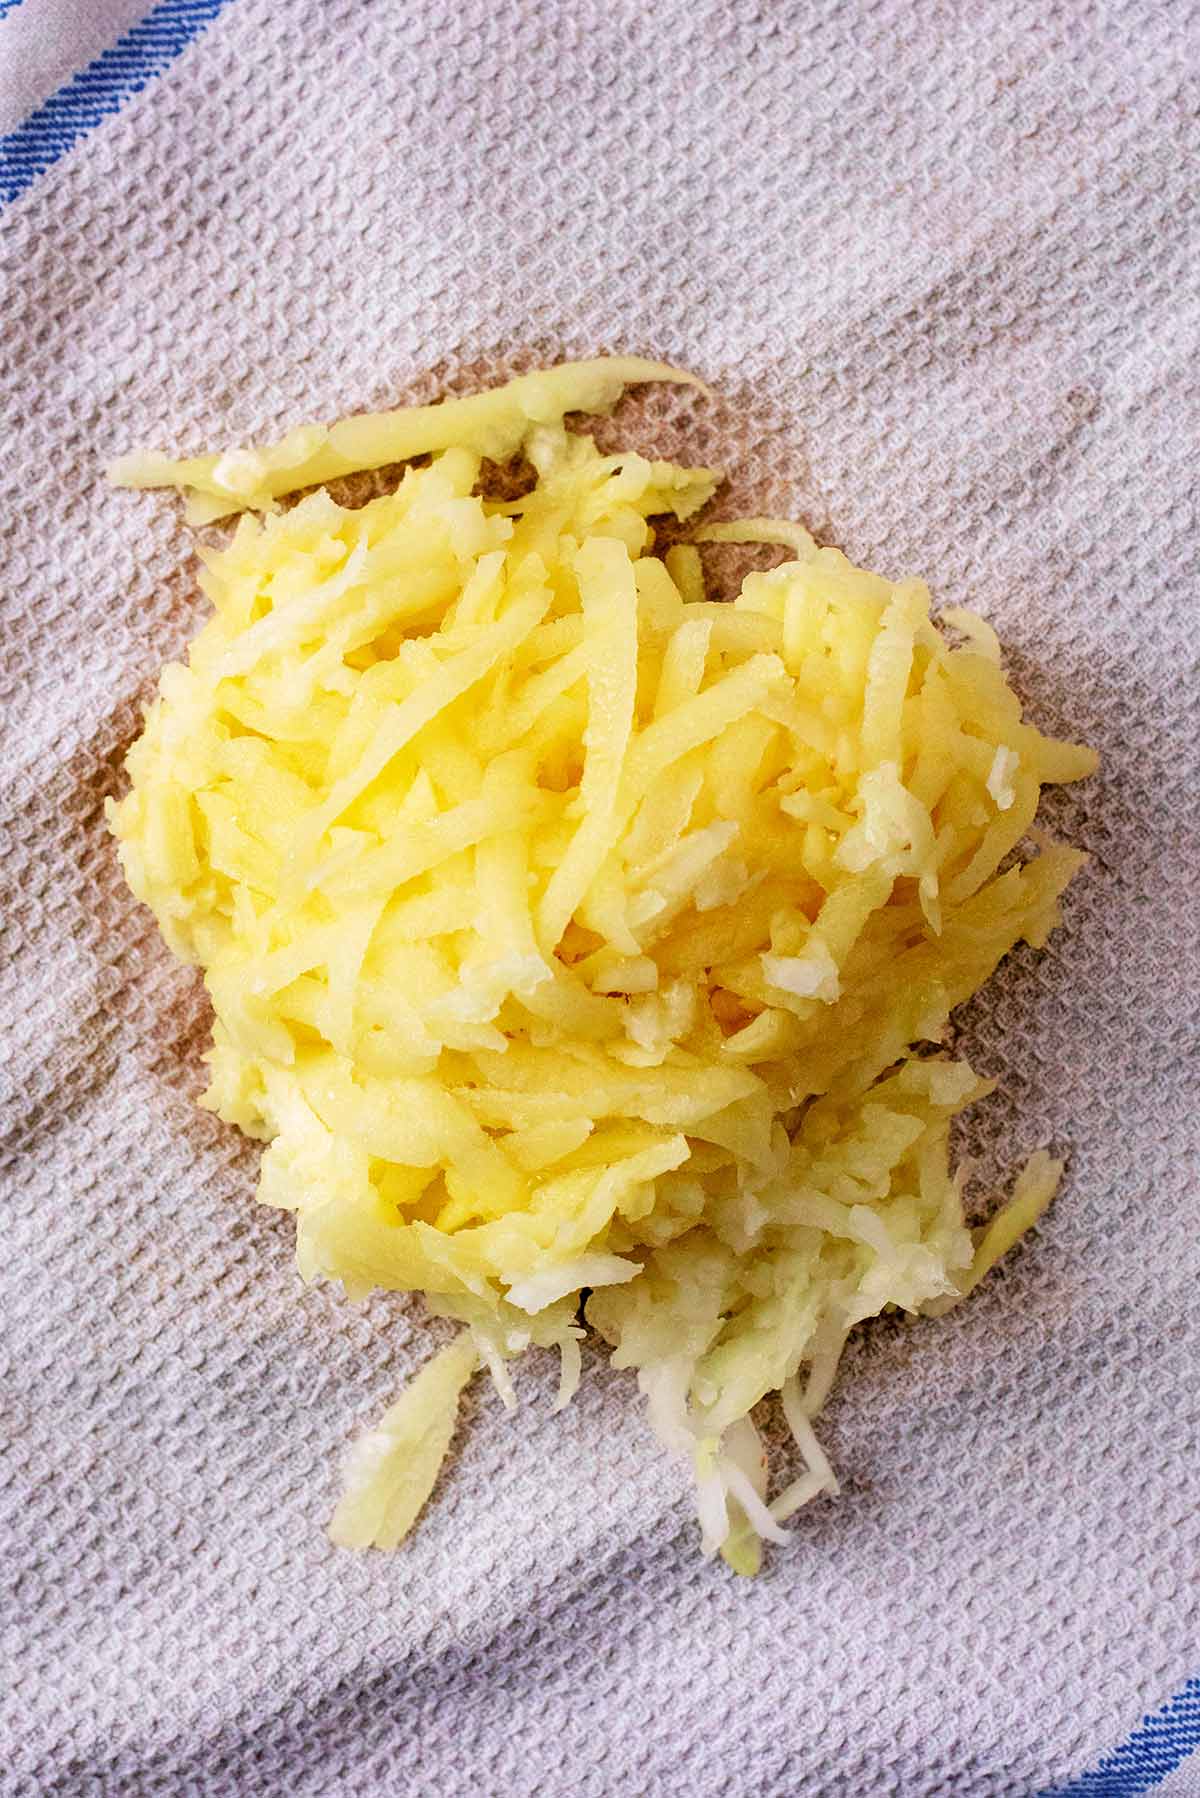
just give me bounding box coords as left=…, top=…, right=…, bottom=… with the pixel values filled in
left=110, top=361, right=1097, bottom=1570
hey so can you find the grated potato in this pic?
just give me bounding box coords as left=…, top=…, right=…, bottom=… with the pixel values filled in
left=109, top=361, right=1097, bottom=1571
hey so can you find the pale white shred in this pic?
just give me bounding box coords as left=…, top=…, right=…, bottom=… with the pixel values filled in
left=504, top=1253, right=641, bottom=1315
left=987, top=744, right=1020, bottom=811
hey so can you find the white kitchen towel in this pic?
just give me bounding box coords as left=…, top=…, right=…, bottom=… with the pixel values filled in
left=2, top=2, right=1198, bottom=1794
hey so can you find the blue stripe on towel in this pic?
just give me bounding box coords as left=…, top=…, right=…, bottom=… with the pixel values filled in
left=1046, top=1679, right=1200, bottom=1795
left=0, top=0, right=232, bottom=206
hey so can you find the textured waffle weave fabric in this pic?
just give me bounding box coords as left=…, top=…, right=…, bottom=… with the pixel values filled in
left=2, top=2, right=1198, bottom=1793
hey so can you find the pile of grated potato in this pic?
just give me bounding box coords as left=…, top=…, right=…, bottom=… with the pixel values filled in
left=109, top=359, right=1096, bottom=1573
